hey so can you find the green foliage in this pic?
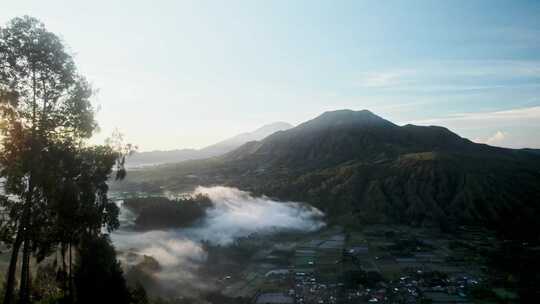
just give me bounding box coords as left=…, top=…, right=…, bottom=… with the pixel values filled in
left=0, top=16, right=138, bottom=304
left=0, top=15, right=102, bottom=304
left=123, top=194, right=212, bottom=230
left=117, top=110, right=540, bottom=241
left=32, top=262, right=62, bottom=302
left=130, top=283, right=150, bottom=304
left=73, top=234, right=131, bottom=304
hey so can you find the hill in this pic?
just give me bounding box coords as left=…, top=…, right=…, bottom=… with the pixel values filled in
left=115, top=110, right=540, bottom=239
left=126, top=121, right=293, bottom=167
left=123, top=195, right=212, bottom=230
left=200, top=121, right=293, bottom=157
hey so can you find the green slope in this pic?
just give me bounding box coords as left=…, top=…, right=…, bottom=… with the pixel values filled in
left=113, top=110, right=540, bottom=239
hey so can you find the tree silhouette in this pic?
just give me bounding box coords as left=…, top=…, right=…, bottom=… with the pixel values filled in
left=73, top=234, right=131, bottom=304
left=0, top=16, right=134, bottom=303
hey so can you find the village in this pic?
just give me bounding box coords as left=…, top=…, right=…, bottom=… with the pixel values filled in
left=213, top=225, right=498, bottom=304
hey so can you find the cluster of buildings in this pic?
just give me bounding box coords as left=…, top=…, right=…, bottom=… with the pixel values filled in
left=249, top=226, right=486, bottom=304
left=342, top=271, right=479, bottom=303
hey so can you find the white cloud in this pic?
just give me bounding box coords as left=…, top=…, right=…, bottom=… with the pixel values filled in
left=111, top=186, right=325, bottom=296
left=406, top=106, right=540, bottom=149
left=189, top=186, right=325, bottom=244
left=485, top=131, right=507, bottom=145
left=355, top=60, right=540, bottom=92
left=356, top=70, right=416, bottom=88
left=409, top=106, right=540, bottom=125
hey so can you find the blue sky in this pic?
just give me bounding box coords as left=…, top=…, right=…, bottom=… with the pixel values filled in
left=2, top=1, right=540, bottom=150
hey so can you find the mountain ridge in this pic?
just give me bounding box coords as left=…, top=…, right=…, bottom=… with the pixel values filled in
left=116, top=109, right=540, bottom=239
left=126, top=121, right=293, bottom=167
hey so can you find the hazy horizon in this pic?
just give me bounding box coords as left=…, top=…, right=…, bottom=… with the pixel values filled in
left=2, top=5, right=540, bottom=302
left=3, top=0, right=540, bottom=151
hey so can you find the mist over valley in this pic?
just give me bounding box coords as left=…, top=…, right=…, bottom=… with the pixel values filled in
left=111, top=186, right=325, bottom=299
left=2, top=4, right=540, bottom=303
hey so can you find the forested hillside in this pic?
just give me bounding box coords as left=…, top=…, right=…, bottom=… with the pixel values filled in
left=115, top=110, right=540, bottom=239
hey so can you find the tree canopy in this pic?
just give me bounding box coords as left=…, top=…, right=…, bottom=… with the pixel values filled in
left=1, top=16, right=134, bottom=304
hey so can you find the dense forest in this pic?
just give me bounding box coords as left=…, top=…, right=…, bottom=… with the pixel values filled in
left=114, top=110, right=540, bottom=241
left=123, top=195, right=212, bottom=230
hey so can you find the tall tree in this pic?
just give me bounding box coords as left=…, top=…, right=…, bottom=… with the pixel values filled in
left=73, top=234, right=131, bottom=304
left=0, top=16, right=131, bottom=303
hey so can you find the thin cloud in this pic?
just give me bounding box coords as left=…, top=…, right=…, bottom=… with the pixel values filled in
left=355, top=60, right=540, bottom=92
left=485, top=131, right=508, bottom=145
left=406, top=106, right=540, bottom=149
left=409, top=106, right=540, bottom=125
left=355, top=70, right=416, bottom=88
left=111, top=186, right=325, bottom=297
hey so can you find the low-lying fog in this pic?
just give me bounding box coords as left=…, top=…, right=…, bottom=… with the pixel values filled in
left=110, top=186, right=325, bottom=299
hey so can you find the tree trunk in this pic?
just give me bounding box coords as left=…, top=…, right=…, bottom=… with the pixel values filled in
left=17, top=181, right=34, bottom=304
left=68, top=242, right=73, bottom=303
left=61, top=243, right=67, bottom=293
left=17, top=67, right=37, bottom=304
left=61, top=243, right=66, bottom=274
left=3, top=225, right=23, bottom=304
left=17, top=129, right=37, bottom=304
left=18, top=238, right=31, bottom=304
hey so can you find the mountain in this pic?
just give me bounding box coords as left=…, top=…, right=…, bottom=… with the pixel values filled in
left=522, top=148, right=540, bottom=156
left=199, top=121, right=293, bottom=157
left=117, top=110, right=540, bottom=239
left=223, top=110, right=475, bottom=167
left=124, top=149, right=200, bottom=168
left=126, top=122, right=293, bottom=167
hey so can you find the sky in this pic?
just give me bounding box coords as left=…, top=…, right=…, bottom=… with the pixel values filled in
left=2, top=0, right=540, bottom=151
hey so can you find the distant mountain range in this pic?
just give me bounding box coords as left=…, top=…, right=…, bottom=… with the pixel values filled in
left=116, top=110, right=540, bottom=239
left=126, top=122, right=293, bottom=167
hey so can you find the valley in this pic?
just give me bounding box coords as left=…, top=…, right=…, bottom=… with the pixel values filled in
left=2, top=6, right=540, bottom=304
left=109, top=188, right=527, bottom=303
left=112, top=110, right=540, bottom=240
left=108, top=110, right=540, bottom=303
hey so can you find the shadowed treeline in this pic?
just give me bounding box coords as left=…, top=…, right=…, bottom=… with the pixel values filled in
left=0, top=16, right=138, bottom=304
